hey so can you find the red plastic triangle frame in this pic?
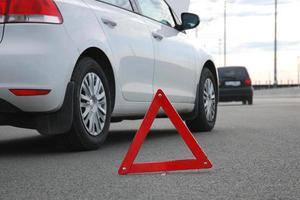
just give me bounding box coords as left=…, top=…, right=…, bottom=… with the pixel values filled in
left=118, top=89, right=213, bottom=175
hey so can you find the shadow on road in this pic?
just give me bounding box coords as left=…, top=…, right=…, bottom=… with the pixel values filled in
left=218, top=103, right=245, bottom=107
left=0, top=129, right=179, bottom=156
left=0, top=135, right=68, bottom=156
left=0, top=128, right=213, bottom=156
left=105, top=129, right=178, bottom=147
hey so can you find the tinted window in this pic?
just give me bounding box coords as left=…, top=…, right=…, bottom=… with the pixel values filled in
left=99, top=0, right=133, bottom=11
left=136, top=0, right=175, bottom=27
left=218, top=67, right=249, bottom=79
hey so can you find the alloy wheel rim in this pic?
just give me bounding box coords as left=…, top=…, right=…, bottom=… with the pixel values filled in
left=203, top=78, right=216, bottom=122
left=80, top=72, right=107, bottom=136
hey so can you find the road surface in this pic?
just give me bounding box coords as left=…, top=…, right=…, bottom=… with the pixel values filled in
left=0, top=91, right=299, bottom=199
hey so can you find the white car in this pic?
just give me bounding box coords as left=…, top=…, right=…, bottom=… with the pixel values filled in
left=0, top=0, right=218, bottom=150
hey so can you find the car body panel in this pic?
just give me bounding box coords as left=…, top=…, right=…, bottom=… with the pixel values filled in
left=0, top=24, right=3, bottom=43
left=141, top=17, right=198, bottom=104
left=0, top=0, right=216, bottom=118
left=0, top=2, right=3, bottom=42
left=84, top=0, right=155, bottom=102
left=59, top=0, right=153, bottom=116
left=0, top=23, right=77, bottom=112
left=195, top=48, right=215, bottom=86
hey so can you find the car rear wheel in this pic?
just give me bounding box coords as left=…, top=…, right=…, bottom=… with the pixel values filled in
left=248, top=97, right=253, bottom=105
left=186, top=68, right=218, bottom=132
left=64, top=57, right=112, bottom=151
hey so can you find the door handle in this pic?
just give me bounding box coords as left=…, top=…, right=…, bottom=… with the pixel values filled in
left=152, top=32, right=163, bottom=41
left=101, top=18, right=117, bottom=28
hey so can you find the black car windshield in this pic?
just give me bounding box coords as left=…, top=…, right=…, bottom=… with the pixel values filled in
left=218, top=67, right=249, bottom=79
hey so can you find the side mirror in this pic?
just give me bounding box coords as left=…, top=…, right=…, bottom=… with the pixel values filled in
left=179, top=12, right=200, bottom=31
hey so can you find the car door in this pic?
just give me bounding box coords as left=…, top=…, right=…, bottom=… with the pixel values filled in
left=83, top=0, right=155, bottom=102
left=134, top=0, right=198, bottom=104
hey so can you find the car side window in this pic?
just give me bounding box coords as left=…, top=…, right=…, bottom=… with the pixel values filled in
left=136, top=0, right=175, bottom=27
left=98, top=0, right=133, bottom=11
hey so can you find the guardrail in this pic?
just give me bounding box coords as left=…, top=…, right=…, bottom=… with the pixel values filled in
left=253, top=84, right=300, bottom=90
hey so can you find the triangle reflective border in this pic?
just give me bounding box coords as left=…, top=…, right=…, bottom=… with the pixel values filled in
left=118, top=90, right=213, bottom=175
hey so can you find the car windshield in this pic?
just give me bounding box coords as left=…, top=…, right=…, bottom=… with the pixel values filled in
left=218, top=67, right=249, bottom=79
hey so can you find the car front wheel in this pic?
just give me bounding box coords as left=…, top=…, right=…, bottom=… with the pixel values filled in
left=186, top=68, right=218, bottom=132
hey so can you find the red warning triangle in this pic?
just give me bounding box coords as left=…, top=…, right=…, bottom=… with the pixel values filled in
left=118, top=89, right=213, bottom=175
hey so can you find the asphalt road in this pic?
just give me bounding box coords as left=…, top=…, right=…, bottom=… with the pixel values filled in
left=0, top=93, right=300, bottom=199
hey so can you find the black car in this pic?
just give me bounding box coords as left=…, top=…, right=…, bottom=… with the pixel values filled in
left=218, top=66, right=254, bottom=105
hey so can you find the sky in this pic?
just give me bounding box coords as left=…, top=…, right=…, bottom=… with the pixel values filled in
left=167, top=0, right=300, bottom=84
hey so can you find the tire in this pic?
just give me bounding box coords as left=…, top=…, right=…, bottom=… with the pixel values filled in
left=186, top=68, right=218, bottom=132
left=64, top=57, right=112, bottom=151
left=248, top=97, right=253, bottom=105
left=242, top=100, right=247, bottom=105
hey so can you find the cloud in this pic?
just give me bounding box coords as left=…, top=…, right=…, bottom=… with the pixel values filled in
left=191, top=0, right=300, bottom=82
left=236, top=0, right=292, bottom=5
left=166, top=0, right=190, bottom=15
left=228, top=12, right=273, bottom=17
left=237, top=41, right=300, bottom=52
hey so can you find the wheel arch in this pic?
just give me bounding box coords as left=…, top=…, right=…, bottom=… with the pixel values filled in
left=203, top=60, right=219, bottom=96
left=183, top=60, right=219, bottom=121
left=75, top=47, right=116, bottom=111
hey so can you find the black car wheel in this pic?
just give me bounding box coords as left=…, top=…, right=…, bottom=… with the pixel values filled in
left=248, top=97, right=253, bottom=105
